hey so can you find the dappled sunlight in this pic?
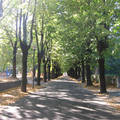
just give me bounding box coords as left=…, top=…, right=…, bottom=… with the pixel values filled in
left=75, top=106, right=96, bottom=112
left=1, top=106, right=22, bottom=119
left=82, top=97, right=109, bottom=105
left=60, top=96, right=82, bottom=102
left=54, top=80, right=76, bottom=83
left=36, top=104, right=46, bottom=108
left=0, top=0, right=119, bottom=119
left=0, top=77, right=120, bottom=119
left=83, top=100, right=107, bottom=105
left=2, top=94, right=15, bottom=98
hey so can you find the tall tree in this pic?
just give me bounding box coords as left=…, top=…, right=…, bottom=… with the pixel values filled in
left=35, top=13, right=44, bottom=85
left=12, top=11, right=18, bottom=78
left=19, top=0, right=35, bottom=92
left=1, top=9, right=19, bottom=78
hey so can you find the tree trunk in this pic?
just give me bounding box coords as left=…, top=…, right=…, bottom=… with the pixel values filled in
left=48, top=62, right=50, bottom=81
left=52, top=68, right=55, bottom=79
left=96, top=35, right=107, bottom=93
left=70, top=68, right=74, bottom=78
left=55, top=63, right=61, bottom=77
left=117, top=76, right=120, bottom=88
left=75, top=67, right=78, bottom=78
left=68, top=67, right=74, bottom=77
left=12, top=46, right=17, bottom=78
left=21, top=51, right=28, bottom=92
left=81, top=60, right=85, bottom=83
left=37, top=53, right=41, bottom=85
left=86, top=63, right=92, bottom=86
left=98, top=57, right=107, bottom=93
left=32, top=49, right=35, bottom=88
left=77, top=66, right=81, bottom=78
left=44, top=61, right=47, bottom=82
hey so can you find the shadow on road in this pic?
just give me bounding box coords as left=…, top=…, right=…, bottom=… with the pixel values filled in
left=0, top=77, right=120, bottom=120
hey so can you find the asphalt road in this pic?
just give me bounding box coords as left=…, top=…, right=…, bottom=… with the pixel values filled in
left=0, top=76, right=120, bottom=120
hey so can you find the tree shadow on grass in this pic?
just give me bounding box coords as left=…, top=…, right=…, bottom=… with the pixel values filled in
left=0, top=78, right=120, bottom=120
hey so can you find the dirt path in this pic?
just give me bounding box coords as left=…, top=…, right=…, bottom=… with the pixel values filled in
left=0, top=76, right=120, bottom=120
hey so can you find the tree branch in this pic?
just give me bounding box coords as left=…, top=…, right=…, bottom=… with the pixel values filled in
left=19, top=9, right=24, bottom=49
left=35, top=20, right=39, bottom=52
left=28, top=0, right=36, bottom=49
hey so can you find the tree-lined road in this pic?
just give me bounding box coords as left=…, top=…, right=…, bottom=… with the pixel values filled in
left=0, top=77, right=120, bottom=120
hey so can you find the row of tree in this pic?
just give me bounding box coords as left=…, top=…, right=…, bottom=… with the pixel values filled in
left=0, top=0, right=120, bottom=93
left=0, top=0, right=62, bottom=92
left=52, top=0, right=120, bottom=93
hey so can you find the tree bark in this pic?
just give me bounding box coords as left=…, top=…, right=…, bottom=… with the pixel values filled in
left=117, top=76, right=120, bottom=88
left=96, top=34, right=107, bottom=93
left=12, top=10, right=18, bottom=78
left=32, top=49, right=35, bottom=88
left=68, top=67, right=74, bottom=77
left=81, top=60, right=85, bottom=83
left=96, top=0, right=108, bottom=94
left=48, top=63, right=50, bottom=81
left=44, top=61, right=47, bottom=82
left=55, top=62, right=61, bottom=77
left=52, top=68, right=55, bottom=79
left=98, top=57, right=107, bottom=93
left=71, top=68, right=75, bottom=78
left=77, top=66, right=81, bottom=78
left=21, top=51, right=28, bottom=92
left=37, top=53, right=41, bottom=85
left=75, top=67, right=78, bottom=78
left=12, top=45, right=17, bottom=78
left=86, top=63, right=92, bottom=86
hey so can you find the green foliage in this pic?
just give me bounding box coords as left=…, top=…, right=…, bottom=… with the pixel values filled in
left=0, top=0, right=120, bottom=75
left=106, top=57, right=120, bottom=75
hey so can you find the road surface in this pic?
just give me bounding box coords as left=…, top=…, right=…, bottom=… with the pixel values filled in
left=0, top=76, right=120, bottom=120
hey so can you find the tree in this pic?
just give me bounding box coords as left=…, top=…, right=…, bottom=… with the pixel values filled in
left=34, top=0, right=47, bottom=85
left=35, top=18, right=43, bottom=85
left=35, top=0, right=58, bottom=83
left=3, top=11, right=19, bottom=78
left=19, top=0, right=35, bottom=92
left=0, top=0, right=120, bottom=94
